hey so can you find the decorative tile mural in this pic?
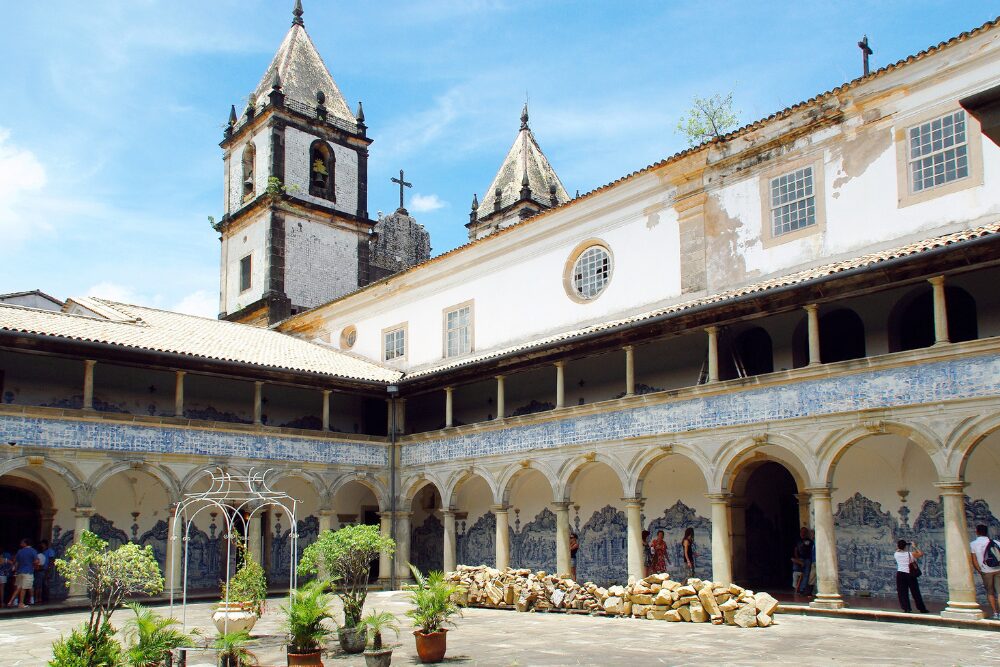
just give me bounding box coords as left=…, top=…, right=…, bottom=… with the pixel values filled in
left=0, top=415, right=386, bottom=466
left=645, top=501, right=712, bottom=580
left=577, top=505, right=627, bottom=586
left=410, top=514, right=444, bottom=575
left=271, top=515, right=319, bottom=586
left=456, top=512, right=497, bottom=568
left=511, top=508, right=557, bottom=573
left=404, top=355, right=1000, bottom=465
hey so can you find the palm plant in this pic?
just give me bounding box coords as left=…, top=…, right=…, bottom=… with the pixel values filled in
left=360, top=609, right=399, bottom=651
left=213, top=630, right=258, bottom=667
left=122, top=602, right=194, bottom=667
left=405, top=565, right=463, bottom=635
left=282, top=580, right=335, bottom=653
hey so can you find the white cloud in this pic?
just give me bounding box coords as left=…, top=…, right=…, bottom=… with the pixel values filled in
left=409, top=193, right=447, bottom=213
left=0, top=128, right=48, bottom=244
left=86, top=282, right=142, bottom=304
left=172, top=290, right=218, bottom=319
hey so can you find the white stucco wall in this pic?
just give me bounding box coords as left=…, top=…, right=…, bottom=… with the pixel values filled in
left=284, top=214, right=359, bottom=309
left=221, top=216, right=269, bottom=315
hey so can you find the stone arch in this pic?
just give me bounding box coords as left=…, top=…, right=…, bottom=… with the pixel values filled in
left=88, top=460, right=182, bottom=503
left=556, top=453, right=628, bottom=502
left=266, top=468, right=329, bottom=504
left=947, top=412, right=1000, bottom=479
left=627, top=445, right=713, bottom=498
left=817, top=421, right=948, bottom=485
left=241, top=141, right=256, bottom=198
left=0, top=456, right=88, bottom=506
left=497, top=460, right=558, bottom=506
left=329, top=473, right=389, bottom=512
left=400, top=475, right=447, bottom=512
left=714, top=434, right=813, bottom=493
left=444, top=467, right=500, bottom=509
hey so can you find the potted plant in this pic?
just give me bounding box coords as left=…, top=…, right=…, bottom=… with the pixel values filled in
left=123, top=602, right=195, bottom=667
left=282, top=580, right=335, bottom=666
left=405, top=565, right=463, bottom=664
left=360, top=610, right=399, bottom=667
left=214, top=538, right=267, bottom=634
left=214, top=630, right=258, bottom=667
left=299, top=524, right=394, bottom=654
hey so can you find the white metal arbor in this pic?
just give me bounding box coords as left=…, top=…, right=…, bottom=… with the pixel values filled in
left=168, top=468, right=300, bottom=630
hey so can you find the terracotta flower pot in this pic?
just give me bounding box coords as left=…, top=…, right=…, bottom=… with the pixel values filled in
left=287, top=647, right=324, bottom=666
left=212, top=602, right=258, bottom=634
left=413, top=629, right=447, bottom=663
left=338, top=626, right=366, bottom=654
left=363, top=647, right=393, bottom=667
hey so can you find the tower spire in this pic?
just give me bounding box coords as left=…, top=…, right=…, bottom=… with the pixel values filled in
left=292, top=0, right=304, bottom=27
left=520, top=102, right=529, bottom=130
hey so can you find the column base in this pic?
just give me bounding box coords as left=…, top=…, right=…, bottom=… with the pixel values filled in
left=941, top=603, right=984, bottom=620
left=809, top=595, right=846, bottom=610
left=65, top=594, right=90, bottom=605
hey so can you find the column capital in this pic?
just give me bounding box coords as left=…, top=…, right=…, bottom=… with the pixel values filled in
left=495, top=374, right=505, bottom=382
left=440, top=508, right=456, bottom=517
left=794, top=492, right=812, bottom=502
left=322, top=388, right=331, bottom=396
left=490, top=504, right=509, bottom=514
left=552, top=501, right=572, bottom=511
left=73, top=506, right=96, bottom=518
left=254, top=380, right=264, bottom=387
left=444, top=386, right=454, bottom=393
left=84, top=359, right=97, bottom=368
left=804, top=486, right=834, bottom=499
left=934, top=480, right=968, bottom=494
left=705, top=325, right=718, bottom=335
left=705, top=492, right=732, bottom=503
left=175, top=369, right=186, bottom=377
left=928, top=275, right=946, bottom=287
left=803, top=303, right=819, bottom=314
left=622, top=497, right=645, bottom=508
left=553, top=360, right=565, bottom=369
left=622, top=344, right=634, bottom=352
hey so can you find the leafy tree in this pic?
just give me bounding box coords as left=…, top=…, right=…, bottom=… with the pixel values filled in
left=122, top=602, right=195, bottom=667
left=299, top=524, right=394, bottom=627
left=676, top=92, right=740, bottom=147
left=55, top=530, right=164, bottom=637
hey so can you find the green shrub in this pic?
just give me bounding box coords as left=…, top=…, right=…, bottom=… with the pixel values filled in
left=122, top=602, right=194, bottom=667
left=405, top=565, right=463, bottom=635
left=282, top=580, right=335, bottom=653
left=222, top=539, right=267, bottom=616
left=49, top=622, right=122, bottom=667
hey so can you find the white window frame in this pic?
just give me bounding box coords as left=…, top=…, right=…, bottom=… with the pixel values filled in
left=443, top=301, right=474, bottom=358
left=563, top=240, right=614, bottom=303
left=759, top=155, right=826, bottom=248
left=382, top=323, right=407, bottom=362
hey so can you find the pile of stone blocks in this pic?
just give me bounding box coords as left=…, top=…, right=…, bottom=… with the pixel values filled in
left=445, top=565, right=779, bottom=628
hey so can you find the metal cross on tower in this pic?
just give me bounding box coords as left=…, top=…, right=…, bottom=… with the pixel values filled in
left=858, top=35, right=873, bottom=77
left=391, top=169, right=412, bottom=211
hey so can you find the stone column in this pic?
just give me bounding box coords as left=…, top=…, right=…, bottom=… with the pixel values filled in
left=246, top=512, right=263, bottom=564
left=253, top=381, right=263, bottom=425
left=442, top=509, right=457, bottom=573
left=444, top=387, right=454, bottom=428
left=555, top=361, right=566, bottom=408
left=554, top=502, right=572, bottom=576
left=394, top=512, right=411, bottom=583
left=707, top=493, right=733, bottom=585
left=321, top=390, right=331, bottom=431
left=624, top=498, right=644, bottom=582
left=493, top=505, right=510, bottom=569
left=808, top=488, right=844, bottom=609
left=67, top=507, right=95, bottom=602
left=164, top=504, right=181, bottom=595
left=173, top=371, right=185, bottom=418
left=936, top=481, right=983, bottom=619
left=378, top=512, right=393, bottom=586
left=495, top=376, right=505, bottom=420
left=624, top=345, right=635, bottom=397
left=929, top=276, right=950, bottom=345
left=805, top=304, right=821, bottom=366
left=794, top=493, right=812, bottom=530
left=706, top=327, right=719, bottom=383
left=82, top=360, right=96, bottom=410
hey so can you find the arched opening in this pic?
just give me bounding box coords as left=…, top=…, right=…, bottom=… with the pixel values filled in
left=410, top=484, right=443, bottom=575
left=333, top=480, right=382, bottom=582
left=958, top=428, right=1000, bottom=608
left=733, top=327, right=774, bottom=377
left=241, top=142, right=256, bottom=200
left=889, top=285, right=978, bottom=352
left=269, top=475, right=322, bottom=587
left=453, top=475, right=496, bottom=568
left=503, top=468, right=556, bottom=572
left=565, top=461, right=626, bottom=586
left=0, top=485, right=41, bottom=552
left=820, top=309, right=866, bottom=363
left=309, top=140, right=335, bottom=200
left=732, top=460, right=800, bottom=590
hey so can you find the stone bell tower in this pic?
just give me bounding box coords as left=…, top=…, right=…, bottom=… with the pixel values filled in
left=216, top=1, right=373, bottom=325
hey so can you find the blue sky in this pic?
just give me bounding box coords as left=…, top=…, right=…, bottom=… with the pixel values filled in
left=0, top=1, right=995, bottom=316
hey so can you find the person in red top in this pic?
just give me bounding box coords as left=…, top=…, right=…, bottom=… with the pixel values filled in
left=651, top=530, right=670, bottom=573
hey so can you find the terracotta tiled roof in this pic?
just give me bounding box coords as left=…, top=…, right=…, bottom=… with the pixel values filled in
left=0, top=298, right=401, bottom=383
left=404, top=222, right=1000, bottom=378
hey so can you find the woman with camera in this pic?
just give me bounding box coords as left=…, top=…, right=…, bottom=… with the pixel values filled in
left=894, top=539, right=929, bottom=613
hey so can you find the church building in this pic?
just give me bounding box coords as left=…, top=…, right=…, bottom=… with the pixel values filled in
left=2, top=4, right=1000, bottom=622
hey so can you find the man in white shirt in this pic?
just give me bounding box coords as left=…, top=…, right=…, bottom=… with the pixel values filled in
left=969, top=524, right=1000, bottom=620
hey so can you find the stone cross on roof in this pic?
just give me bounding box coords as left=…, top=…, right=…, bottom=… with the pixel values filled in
left=391, top=169, right=412, bottom=212
left=858, top=35, right=873, bottom=76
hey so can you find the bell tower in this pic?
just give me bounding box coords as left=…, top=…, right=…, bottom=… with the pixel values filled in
left=217, top=1, right=373, bottom=325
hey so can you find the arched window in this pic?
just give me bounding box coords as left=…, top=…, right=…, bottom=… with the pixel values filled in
left=820, top=309, right=866, bottom=363
left=734, top=327, right=774, bottom=377
left=888, top=285, right=978, bottom=352
left=241, top=142, right=256, bottom=200
left=309, top=140, right=335, bottom=200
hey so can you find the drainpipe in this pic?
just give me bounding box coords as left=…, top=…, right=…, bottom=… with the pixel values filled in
left=387, top=384, right=399, bottom=590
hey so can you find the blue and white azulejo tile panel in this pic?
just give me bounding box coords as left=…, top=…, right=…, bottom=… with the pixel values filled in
left=403, top=355, right=1000, bottom=465
left=0, top=415, right=387, bottom=466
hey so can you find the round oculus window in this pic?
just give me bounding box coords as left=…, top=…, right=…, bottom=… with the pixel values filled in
left=340, top=325, right=357, bottom=349
left=570, top=245, right=612, bottom=300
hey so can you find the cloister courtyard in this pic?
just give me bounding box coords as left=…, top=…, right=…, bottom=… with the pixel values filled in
left=1, top=592, right=999, bottom=666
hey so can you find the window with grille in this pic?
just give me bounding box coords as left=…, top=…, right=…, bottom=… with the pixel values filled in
left=769, top=166, right=816, bottom=237
left=239, top=255, right=252, bottom=292
left=572, top=246, right=611, bottom=299
left=908, top=110, right=969, bottom=193
left=384, top=327, right=405, bottom=361
left=445, top=305, right=472, bottom=358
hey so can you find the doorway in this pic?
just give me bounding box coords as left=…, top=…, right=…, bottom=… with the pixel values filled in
left=734, top=462, right=800, bottom=590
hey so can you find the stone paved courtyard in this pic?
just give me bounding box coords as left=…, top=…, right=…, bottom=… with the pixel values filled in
left=2, top=592, right=1000, bottom=666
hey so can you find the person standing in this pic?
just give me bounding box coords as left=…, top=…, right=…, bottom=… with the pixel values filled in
left=641, top=530, right=653, bottom=577
left=894, top=539, right=929, bottom=613
left=793, top=527, right=815, bottom=595
left=32, top=546, right=47, bottom=606
left=38, top=540, right=55, bottom=604
left=0, top=552, right=11, bottom=608
left=681, top=527, right=696, bottom=581
left=651, top=530, right=670, bottom=574
left=969, top=524, right=1000, bottom=620
left=569, top=533, right=579, bottom=581
left=8, top=539, right=38, bottom=609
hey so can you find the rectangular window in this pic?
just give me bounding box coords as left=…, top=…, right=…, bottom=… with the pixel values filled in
left=769, top=166, right=816, bottom=238
left=384, top=327, right=405, bottom=362
left=908, top=110, right=969, bottom=193
left=239, top=255, right=252, bottom=292
left=445, top=305, right=472, bottom=358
